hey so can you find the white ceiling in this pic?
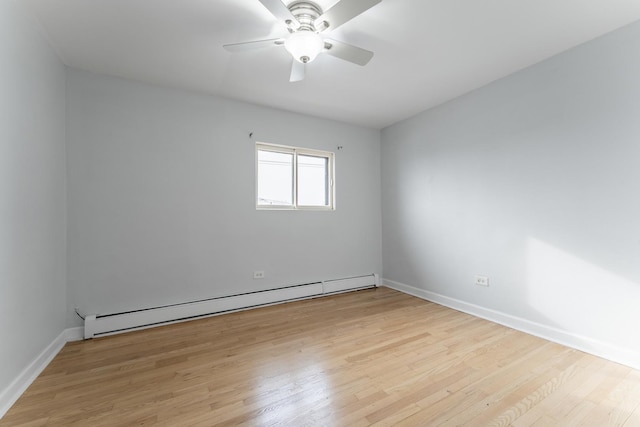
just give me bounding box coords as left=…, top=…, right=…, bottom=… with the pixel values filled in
left=21, top=0, right=640, bottom=129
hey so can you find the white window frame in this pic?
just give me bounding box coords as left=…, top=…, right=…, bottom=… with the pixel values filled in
left=255, top=142, right=335, bottom=210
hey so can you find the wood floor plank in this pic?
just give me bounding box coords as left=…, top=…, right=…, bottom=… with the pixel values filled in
left=2, top=287, right=639, bottom=426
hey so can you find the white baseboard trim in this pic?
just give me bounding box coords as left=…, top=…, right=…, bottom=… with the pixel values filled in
left=382, top=278, right=640, bottom=371
left=0, top=327, right=83, bottom=420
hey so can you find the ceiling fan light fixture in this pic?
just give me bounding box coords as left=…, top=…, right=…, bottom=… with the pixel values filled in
left=284, top=31, right=324, bottom=63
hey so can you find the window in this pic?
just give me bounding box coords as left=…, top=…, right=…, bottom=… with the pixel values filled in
left=256, top=142, right=334, bottom=210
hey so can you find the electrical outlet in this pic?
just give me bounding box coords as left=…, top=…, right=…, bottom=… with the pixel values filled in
left=253, top=271, right=265, bottom=279
left=475, top=275, right=489, bottom=287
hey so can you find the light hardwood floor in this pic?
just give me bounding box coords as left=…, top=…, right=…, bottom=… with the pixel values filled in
left=2, top=287, right=640, bottom=426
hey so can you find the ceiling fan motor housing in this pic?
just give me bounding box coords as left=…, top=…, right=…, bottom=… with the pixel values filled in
left=287, top=2, right=323, bottom=32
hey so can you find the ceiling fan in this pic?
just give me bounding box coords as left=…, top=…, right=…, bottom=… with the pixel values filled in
left=224, top=0, right=381, bottom=82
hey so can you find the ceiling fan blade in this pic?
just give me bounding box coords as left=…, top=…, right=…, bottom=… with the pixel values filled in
left=315, top=0, right=381, bottom=32
left=223, top=38, right=284, bottom=52
left=290, top=59, right=305, bottom=82
left=323, top=39, right=374, bottom=66
left=258, top=0, right=300, bottom=29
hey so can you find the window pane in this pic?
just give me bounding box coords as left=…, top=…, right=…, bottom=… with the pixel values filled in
left=298, top=154, right=329, bottom=206
left=257, top=150, right=293, bottom=206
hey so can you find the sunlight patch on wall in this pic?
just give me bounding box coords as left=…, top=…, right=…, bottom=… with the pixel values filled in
left=526, top=238, right=640, bottom=351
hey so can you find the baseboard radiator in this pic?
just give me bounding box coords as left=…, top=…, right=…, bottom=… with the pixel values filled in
left=84, top=274, right=378, bottom=339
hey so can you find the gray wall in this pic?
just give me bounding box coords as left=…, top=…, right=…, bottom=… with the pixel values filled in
left=66, top=69, right=382, bottom=326
left=0, top=0, right=67, bottom=392
left=382, top=21, right=640, bottom=358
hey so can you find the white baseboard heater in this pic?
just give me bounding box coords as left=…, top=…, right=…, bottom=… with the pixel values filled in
left=84, top=274, right=378, bottom=339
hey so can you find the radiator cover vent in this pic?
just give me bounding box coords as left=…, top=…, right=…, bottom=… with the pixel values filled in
left=84, top=274, right=378, bottom=339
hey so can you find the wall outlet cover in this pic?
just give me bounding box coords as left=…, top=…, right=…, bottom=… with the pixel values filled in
left=475, top=275, right=489, bottom=287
